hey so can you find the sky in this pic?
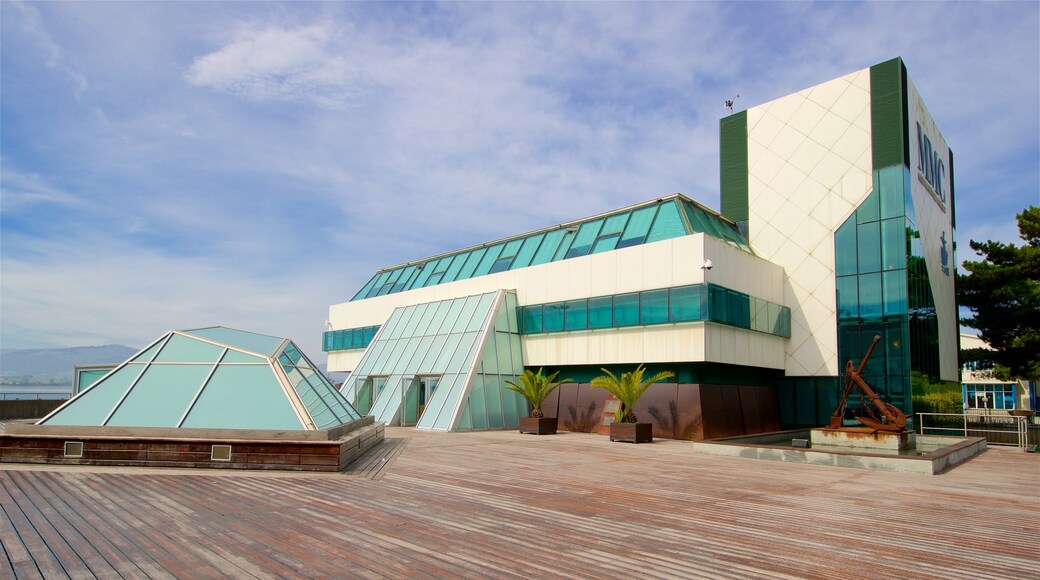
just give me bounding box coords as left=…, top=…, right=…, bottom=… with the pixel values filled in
left=2, top=1, right=1038, bottom=361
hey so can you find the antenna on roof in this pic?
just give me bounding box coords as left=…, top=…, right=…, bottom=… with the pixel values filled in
left=724, top=94, right=740, bottom=114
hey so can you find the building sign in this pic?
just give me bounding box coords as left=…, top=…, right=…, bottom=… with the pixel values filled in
left=907, top=82, right=951, bottom=213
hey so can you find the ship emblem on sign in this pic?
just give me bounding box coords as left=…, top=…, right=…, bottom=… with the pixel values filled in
left=940, top=231, right=950, bottom=277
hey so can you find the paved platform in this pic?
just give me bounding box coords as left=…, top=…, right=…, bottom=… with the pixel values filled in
left=1, top=426, right=1038, bottom=578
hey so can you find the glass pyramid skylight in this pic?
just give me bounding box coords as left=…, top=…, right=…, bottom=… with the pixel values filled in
left=351, top=194, right=751, bottom=301
left=40, top=327, right=361, bottom=431
left=341, top=290, right=526, bottom=431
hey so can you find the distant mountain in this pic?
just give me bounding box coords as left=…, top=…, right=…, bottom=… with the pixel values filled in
left=0, top=345, right=138, bottom=378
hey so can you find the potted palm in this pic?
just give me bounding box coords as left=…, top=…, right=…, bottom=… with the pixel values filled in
left=505, top=368, right=573, bottom=435
left=591, top=365, right=675, bottom=443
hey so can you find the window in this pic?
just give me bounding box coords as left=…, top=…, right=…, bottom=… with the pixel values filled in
left=639, top=289, right=669, bottom=324
left=564, top=300, right=588, bottom=330
left=613, top=293, right=639, bottom=327
left=965, top=383, right=1016, bottom=410
left=588, top=296, right=613, bottom=329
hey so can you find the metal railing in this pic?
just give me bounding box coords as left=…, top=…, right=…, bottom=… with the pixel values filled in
left=917, top=412, right=1035, bottom=451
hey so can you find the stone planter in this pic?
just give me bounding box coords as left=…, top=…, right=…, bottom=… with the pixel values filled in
left=609, top=422, right=652, bottom=443
left=519, top=416, right=558, bottom=435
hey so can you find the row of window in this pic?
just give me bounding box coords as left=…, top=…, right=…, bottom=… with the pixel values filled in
left=518, top=284, right=791, bottom=337
left=964, top=383, right=1016, bottom=410
left=350, top=198, right=751, bottom=301
left=322, top=325, right=380, bottom=352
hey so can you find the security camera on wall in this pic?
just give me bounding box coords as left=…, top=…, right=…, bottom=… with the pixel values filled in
left=702, top=259, right=713, bottom=270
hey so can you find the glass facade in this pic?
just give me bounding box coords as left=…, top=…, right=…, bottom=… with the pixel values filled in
left=40, top=327, right=361, bottom=430
left=519, top=283, right=791, bottom=338
left=964, top=383, right=1016, bottom=410
left=833, top=165, right=943, bottom=420
left=350, top=196, right=751, bottom=301
left=340, top=291, right=527, bottom=431
left=323, top=325, right=380, bottom=352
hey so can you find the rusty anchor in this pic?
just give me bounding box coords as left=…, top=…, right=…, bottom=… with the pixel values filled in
left=827, top=335, right=908, bottom=433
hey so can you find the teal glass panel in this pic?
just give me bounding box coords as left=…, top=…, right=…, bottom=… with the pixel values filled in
left=499, top=238, right=523, bottom=259
left=76, top=369, right=110, bottom=393
left=903, top=167, right=917, bottom=225
left=590, top=234, right=621, bottom=254
left=564, top=299, right=588, bottom=330
left=836, top=276, right=859, bottom=320
left=857, top=221, right=881, bottom=273
left=455, top=249, right=486, bottom=280
left=482, top=334, right=500, bottom=375
left=834, top=219, right=858, bottom=276
left=421, top=374, right=455, bottom=429
left=883, top=270, right=908, bottom=317
left=881, top=218, right=907, bottom=270
left=352, top=274, right=380, bottom=300
left=161, top=336, right=219, bottom=363
left=388, top=307, right=417, bottom=339
left=859, top=272, right=883, bottom=320
left=506, top=293, right=520, bottom=334
left=750, top=297, right=768, bottom=333
left=502, top=384, right=520, bottom=428
left=282, top=342, right=304, bottom=365
left=408, top=261, right=435, bottom=290
left=601, top=213, right=629, bottom=235
left=683, top=203, right=719, bottom=237
left=640, top=289, right=669, bottom=324
left=543, top=303, right=565, bottom=332
left=130, top=338, right=166, bottom=362
left=552, top=231, right=576, bottom=261
left=489, top=254, right=515, bottom=274
left=669, top=285, right=703, bottom=322
left=878, top=166, right=905, bottom=220
left=510, top=233, right=545, bottom=269
left=448, top=332, right=479, bottom=371
left=418, top=334, right=448, bottom=372
left=646, top=201, right=685, bottom=243
left=436, top=298, right=467, bottom=335
left=520, top=307, right=544, bottom=334
left=617, top=205, right=658, bottom=249
left=42, top=365, right=144, bottom=426
left=778, top=307, right=791, bottom=338
left=323, top=331, right=334, bottom=351
left=708, top=286, right=730, bottom=324
left=422, top=301, right=448, bottom=337
left=451, top=295, right=481, bottom=333
left=181, top=327, right=285, bottom=357
left=354, top=379, right=374, bottom=415
left=361, top=271, right=389, bottom=298
left=468, top=382, right=488, bottom=430
left=530, top=229, right=566, bottom=266
left=180, top=364, right=301, bottom=430
left=465, top=293, right=497, bottom=332
left=613, top=293, right=639, bottom=327
left=378, top=308, right=406, bottom=340
left=402, top=303, right=432, bottom=337
left=419, top=259, right=445, bottom=288
left=509, top=329, right=523, bottom=372
left=589, top=296, right=613, bottom=328
left=484, top=375, right=504, bottom=429
left=391, top=266, right=417, bottom=293
left=390, top=337, right=423, bottom=375
left=565, top=219, right=604, bottom=259
left=495, top=331, right=515, bottom=375
left=363, top=326, right=376, bottom=344
left=106, top=364, right=212, bottom=427
left=442, top=254, right=466, bottom=282
left=458, top=403, right=472, bottom=430
left=375, top=268, right=403, bottom=296
left=856, top=188, right=880, bottom=224
left=473, top=245, right=504, bottom=277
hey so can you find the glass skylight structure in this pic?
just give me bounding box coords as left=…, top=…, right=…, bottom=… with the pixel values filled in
left=340, top=290, right=526, bottom=430
left=351, top=194, right=751, bottom=301
left=40, top=327, right=361, bottom=431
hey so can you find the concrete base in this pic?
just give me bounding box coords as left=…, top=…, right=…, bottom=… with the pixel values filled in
left=811, top=428, right=915, bottom=451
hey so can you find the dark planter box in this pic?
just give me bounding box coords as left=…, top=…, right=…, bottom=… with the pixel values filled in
left=519, top=417, right=558, bottom=435
left=609, top=422, right=653, bottom=443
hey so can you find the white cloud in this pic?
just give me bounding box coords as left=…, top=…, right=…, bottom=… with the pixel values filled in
left=185, top=24, right=359, bottom=108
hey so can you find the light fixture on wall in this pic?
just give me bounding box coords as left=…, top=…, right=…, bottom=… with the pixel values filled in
left=701, top=259, right=713, bottom=270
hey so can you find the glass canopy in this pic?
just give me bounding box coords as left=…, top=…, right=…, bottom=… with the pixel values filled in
left=40, top=327, right=361, bottom=431
left=340, top=290, right=527, bottom=431
left=351, top=194, right=751, bottom=301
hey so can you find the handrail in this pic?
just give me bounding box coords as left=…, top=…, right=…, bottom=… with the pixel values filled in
left=917, top=412, right=1031, bottom=451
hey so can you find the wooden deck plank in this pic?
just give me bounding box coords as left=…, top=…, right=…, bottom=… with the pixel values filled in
left=0, top=428, right=1037, bottom=578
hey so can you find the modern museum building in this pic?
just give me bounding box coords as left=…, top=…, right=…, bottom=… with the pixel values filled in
left=322, top=57, right=959, bottom=440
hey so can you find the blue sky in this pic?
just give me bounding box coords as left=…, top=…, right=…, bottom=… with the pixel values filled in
left=2, top=1, right=1037, bottom=359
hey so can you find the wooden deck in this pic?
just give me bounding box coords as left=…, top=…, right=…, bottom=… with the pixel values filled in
left=1, top=426, right=1038, bottom=579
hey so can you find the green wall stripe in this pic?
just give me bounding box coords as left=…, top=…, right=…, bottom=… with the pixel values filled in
left=870, top=57, right=907, bottom=171
left=719, top=111, right=749, bottom=223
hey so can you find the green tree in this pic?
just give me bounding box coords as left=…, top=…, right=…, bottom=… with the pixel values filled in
left=504, top=369, right=573, bottom=418
left=957, top=206, right=1040, bottom=378
left=590, top=365, right=675, bottom=423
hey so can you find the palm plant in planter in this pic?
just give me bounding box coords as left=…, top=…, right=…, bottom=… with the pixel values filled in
left=505, top=369, right=573, bottom=435
left=591, top=364, right=675, bottom=443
